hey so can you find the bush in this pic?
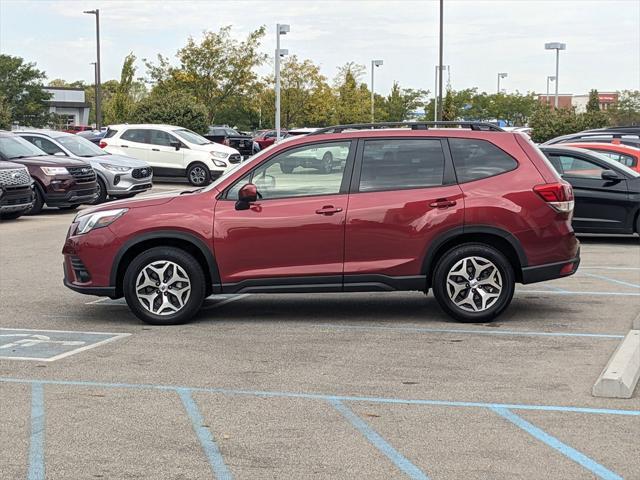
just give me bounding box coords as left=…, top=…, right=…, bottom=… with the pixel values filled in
left=131, top=90, right=208, bottom=133
left=529, top=104, right=609, bottom=143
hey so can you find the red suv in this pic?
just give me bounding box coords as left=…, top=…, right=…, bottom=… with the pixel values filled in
left=63, top=122, right=580, bottom=325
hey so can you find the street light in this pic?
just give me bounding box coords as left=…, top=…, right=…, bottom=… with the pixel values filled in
left=497, top=72, right=508, bottom=94
left=433, top=65, right=449, bottom=121
left=84, top=9, right=101, bottom=129
left=90, top=62, right=97, bottom=128
left=437, top=0, right=444, bottom=121
left=546, top=75, right=556, bottom=105
left=275, top=23, right=290, bottom=141
left=370, top=60, right=383, bottom=122
left=545, top=42, right=566, bottom=109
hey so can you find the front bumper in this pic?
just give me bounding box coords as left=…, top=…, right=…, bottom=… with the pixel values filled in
left=63, top=260, right=116, bottom=297
left=46, top=187, right=98, bottom=207
left=521, top=249, right=581, bottom=284
left=99, top=168, right=153, bottom=196
left=0, top=185, right=34, bottom=213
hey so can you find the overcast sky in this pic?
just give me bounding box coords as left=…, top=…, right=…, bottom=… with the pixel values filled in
left=1, top=0, right=639, bottom=97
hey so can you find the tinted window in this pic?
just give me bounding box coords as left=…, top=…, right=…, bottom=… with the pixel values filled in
left=23, top=136, right=65, bottom=155
left=149, top=129, right=176, bottom=147
left=550, top=155, right=605, bottom=179
left=449, top=138, right=517, bottom=182
left=227, top=141, right=351, bottom=200
left=358, top=139, right=444, bottom=192
left=593, top=150, right=637, bottom=168
left=0, top=135, right=48, bottom=159
left=121, top=129, right=148, bottom=144
left=104, top=128, right=118, bottom=138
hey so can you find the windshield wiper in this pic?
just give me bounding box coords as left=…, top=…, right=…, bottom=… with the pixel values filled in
left=180, top=187, right=204, bottom=195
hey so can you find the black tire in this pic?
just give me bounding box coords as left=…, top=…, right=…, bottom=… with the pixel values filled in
left=58, top=205, right=79, bottom=211
left=187, top=162, right=211, bottom=186
left=123, top=247, right=206, bottom=325
left=26, top=187, right=44, bottom=215
left=280, top=162, right=294, bottom=174
left=90, top=177, right=108, bottom=205
left=432, top=243, right=515, bottom=323
left=0, top=210, right=26, bottom=220
left=321, top=151, right=333, bottom=174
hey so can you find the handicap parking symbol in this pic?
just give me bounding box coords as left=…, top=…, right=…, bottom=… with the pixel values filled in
left=0, top=328, right=130, bottom=361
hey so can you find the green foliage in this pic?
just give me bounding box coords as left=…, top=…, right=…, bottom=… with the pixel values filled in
left=145, top=26, right=267, bottom=124
left=587, top=89, right=600, bottom=112
left=333, top=62, right=370, bottom=124
left=607, top=90, right=640, bottom=126
left=442, top=88, right=457, bottom=121
left=529, top=103, right=609, bottom=143
left=0, top=95, right=11, bottom=129
left=383, top=82, right=428, bottom=121
left=0, top=54, right=52, bottom=127
left=131, top=90, right=208, bottom=133
left=104, top=53, right=138, bottom=124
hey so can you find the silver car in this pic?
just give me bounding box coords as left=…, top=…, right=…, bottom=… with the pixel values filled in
left=17, top=130, right=153, bottom=204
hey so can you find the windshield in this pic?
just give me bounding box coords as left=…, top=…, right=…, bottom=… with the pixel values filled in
left=57, top=135, right=107, bottom=157
left=0, top=135, right=48, bottom=159
left=173, top=129, right=211, bottom=146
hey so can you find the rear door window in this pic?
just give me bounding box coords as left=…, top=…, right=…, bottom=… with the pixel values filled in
left=550, top=155, right=606, bottom=179
left=449, top=138, right=518, bottom=183
left=358, top=139, right=445, bottom=192
left=121, top=129, right=149, bottom=144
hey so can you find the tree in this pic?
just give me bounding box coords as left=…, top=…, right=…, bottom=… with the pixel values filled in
left=131, top=90, right=208, bottom=133
left=587, top=89, right=600, bottom=112
left=442, top=88, right=457, bottom=121
left=383, top=82, right=428, bottom=122
left=145, top=26, right=267, bottom=124
left=333, top=62, right=369, bottom=124
left=0, top=54, right=51, bottom=127
left=104, top=53, right=138, bottom=124
left=0, top=95, right=11, bottom=129
left=608, top=90, right=640, bottom=126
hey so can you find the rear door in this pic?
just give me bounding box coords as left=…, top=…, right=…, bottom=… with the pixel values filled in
left=344, top=137, right=464, bottom=283
left=117, top=129, right=150, bottom=162
left=548, top=152, right=630, bottom=231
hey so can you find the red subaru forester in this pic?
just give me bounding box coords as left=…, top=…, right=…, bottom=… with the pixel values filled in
left=63, top=122, right=580, bottom=325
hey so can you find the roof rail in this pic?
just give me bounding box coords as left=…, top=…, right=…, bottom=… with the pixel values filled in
left=308, top=121, right=504, bottom=135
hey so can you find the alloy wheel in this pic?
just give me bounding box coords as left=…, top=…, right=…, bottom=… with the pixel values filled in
left=189, top=166, right=207, bottom=185
left=135, top=260, right=192, bottom=316
left=446, top=256, right=502, bottom=312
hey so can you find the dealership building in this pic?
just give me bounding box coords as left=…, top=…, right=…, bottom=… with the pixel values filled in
left=42, top=86, right=91, bottom=127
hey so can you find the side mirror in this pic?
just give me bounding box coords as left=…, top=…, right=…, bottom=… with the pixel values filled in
left=169, top=140, right=181, bottom=151
left=235, top=183, right=258, bottom=210
left=601, top=169, right=621, bottom=182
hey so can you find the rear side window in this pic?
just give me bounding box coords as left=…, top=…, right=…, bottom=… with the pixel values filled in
left=359, top=139, right=445, bottom=192
left=22, top=136, right=65, bottom=155
left=449, top=138, right=518, bottom=183
left=121, top=129, right=148, bottom=144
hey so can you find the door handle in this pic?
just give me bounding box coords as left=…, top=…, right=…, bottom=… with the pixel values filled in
left=429, top=199, right=457, bottom=209
left=152, top=148, right=160, bottom=151
left=120, top=145, right=128, bottom=148
left=315, top=205, right=343, bottom=215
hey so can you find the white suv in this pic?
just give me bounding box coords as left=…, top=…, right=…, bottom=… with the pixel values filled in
left=103, top=124, right=241, bottom=186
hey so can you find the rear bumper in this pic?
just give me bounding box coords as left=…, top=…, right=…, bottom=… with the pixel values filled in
left=521, top=250, right=581, bottom=284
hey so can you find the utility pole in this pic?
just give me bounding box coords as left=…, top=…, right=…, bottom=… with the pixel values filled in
left=370, top=60, right=383, bottom=122
left=275, top=24, right=290, bottom=141
left=84, top=9, right=101, bottom=129
left=437, top=0, right=444, bottom=121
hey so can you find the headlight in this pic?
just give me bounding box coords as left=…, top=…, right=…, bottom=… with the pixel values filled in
left=75, top=208, right=128, bottom=235
left=212, top=159, right=227, bottom=168
left=100, top=163, right=131, bottom=173
left=42, top=167, right=69, bottom=176
left=211, top=151, right=229, bottom=160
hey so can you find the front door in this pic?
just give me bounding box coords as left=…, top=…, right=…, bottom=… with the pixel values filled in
left=214, top=140, right=355, bottom=288
left=147, top=129, right=184, bottom=175
left=548, top=152, right=630, bottom=231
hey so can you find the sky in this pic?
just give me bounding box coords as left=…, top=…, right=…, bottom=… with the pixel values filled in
left=1, top=0, right=639, bottom=97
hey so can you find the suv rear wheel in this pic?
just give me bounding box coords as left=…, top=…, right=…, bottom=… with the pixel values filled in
left=123, top=247, right=206, bottom=325
left=432, top=243, right=515, bottom=323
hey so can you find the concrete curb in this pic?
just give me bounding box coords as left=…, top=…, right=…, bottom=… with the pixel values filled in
left=633, top=311, right=640, bottom=330
left=592, top=329, right=640, bottom=399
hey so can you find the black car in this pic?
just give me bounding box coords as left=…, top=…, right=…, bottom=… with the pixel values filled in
left=540, top=145, right=640, bottom=235
left=0, top=160, right=34, bottom=219
left=204, top=126, right=253, bottom=157
left=544, top=126, right=640, bottom=148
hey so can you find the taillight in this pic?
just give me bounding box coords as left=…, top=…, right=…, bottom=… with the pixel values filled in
left=99, top=141, right=107, bottom=148
left=534, top=182, right=574, bottom=213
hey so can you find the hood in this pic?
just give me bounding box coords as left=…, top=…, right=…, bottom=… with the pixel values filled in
left=191, top=141, right=239, bottom=156
left=81, top=153, right=150, bottom=168
left=79, top=189, right=182, bottom=216
left=0, top=160, right=27, bottom=170
left=8, top=155, right=91, bottom=167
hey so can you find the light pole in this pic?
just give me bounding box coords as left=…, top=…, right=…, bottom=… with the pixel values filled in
left=546, top=75, right=556, bottom=105
left=370, top=60, right=383, bottom=122
left=437, top=0, right=444, bottom=121
left=275, top=23, right=290, bottom=141
left=433, top=65, right=449, bottom=121
left=84, top=9, right=101, bottom=129
left=545, top=42, right=566, bottom=109
left=90, top=62, right=97, bottom=128
left=497, top=72, right=508, bottom=94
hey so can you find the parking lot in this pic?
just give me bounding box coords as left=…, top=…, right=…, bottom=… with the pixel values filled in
left=1, top=182, right=639, bottom=480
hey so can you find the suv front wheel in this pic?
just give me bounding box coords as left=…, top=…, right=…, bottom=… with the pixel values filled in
left=432, top=243, right=515, bottom=323
left=123, top=247, right=206, bottom=325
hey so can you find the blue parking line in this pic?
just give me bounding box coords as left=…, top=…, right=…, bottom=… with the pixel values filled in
left=177, top=388, right=233, bottom=480
left=27, top=382, right=45, bottom=480
left=330, top=399, right=429, bottom=480
left=579, top=271, right=640, bottom=290
left=313, top=324, right=624, bottom=339
left=1, top=377, right=639, bottom=417
left=491, top=407, right=622, bottom=480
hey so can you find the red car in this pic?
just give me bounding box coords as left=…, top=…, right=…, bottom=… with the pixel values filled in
left=253, top=129, right=286, bottom=150
left=63, top=122, right=580, bottom=325
left=64, top=125, right=94, bottom=134
left=562, top=142, right=640, bottom=173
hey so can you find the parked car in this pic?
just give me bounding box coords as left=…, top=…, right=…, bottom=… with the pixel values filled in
left=544, top=127, right=640, bottom=148
left=561, top=142, right=640, bottom=173
left=0, top=132, right=97, bottom=214
left=102, top=124, right=241, bottom=186
left=253, top=129, right=285, bottom=150
left=17, top=130, right=153, bottom=204
left=63, top=121, right=580, bottom=325
left=204, top=126, right=254, bottom=158
left=0, top=160, right=34, bottom=220
left=540, top=145, right=640, bottom=234
left=76, top=129, right=107, bottom=146
left=64, top=125, right=93, bottom=134
left=278, top=135, right=349, bottom=173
